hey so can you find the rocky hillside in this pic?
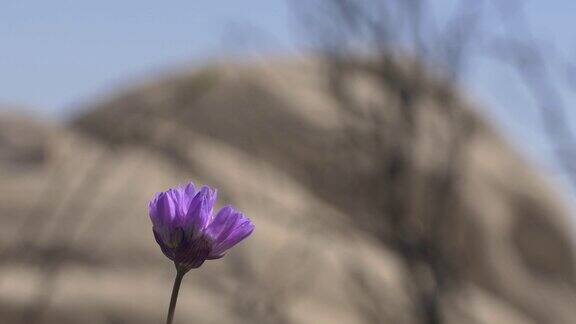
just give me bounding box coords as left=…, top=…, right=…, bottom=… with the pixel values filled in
left=0, top=58, right=575, bottom=323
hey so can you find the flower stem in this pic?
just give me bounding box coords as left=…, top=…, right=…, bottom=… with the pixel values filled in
left=166, top=268, right=186, bottom=324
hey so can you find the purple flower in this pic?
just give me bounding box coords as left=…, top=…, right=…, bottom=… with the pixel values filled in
left=149, top=182, right=254, bottom=271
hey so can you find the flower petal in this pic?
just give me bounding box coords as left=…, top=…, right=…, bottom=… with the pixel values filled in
left=148, top=192, right=161, bottom=223
left=171, top=182, right=197, bottom=218
left=183, top=182, right=196, bottom=198
left=207, top=206, right=254, bottom=259
left=149, top=192, right=176, bottom=228
left=167, top=188, right=186, bottom=219
left=185, top=186, right=217, bottom=235
left=153, top=229, right=175, bottom=260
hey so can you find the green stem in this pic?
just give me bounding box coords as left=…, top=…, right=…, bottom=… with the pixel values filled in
left=166, top=268, right=186, bottom=324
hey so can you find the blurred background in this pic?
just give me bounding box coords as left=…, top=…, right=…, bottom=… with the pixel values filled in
left=1, top=1, right=576, bottom=323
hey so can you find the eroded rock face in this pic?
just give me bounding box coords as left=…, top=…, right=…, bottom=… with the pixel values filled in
left=0, top=113, right=51, bottom=169
left=0, top=58, right=575, bottom=323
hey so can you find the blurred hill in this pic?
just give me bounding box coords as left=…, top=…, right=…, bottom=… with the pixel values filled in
left=0, top=58, right=575, bottom=323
